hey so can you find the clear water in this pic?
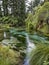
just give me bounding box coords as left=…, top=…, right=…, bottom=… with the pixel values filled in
left=23, top=33, right=36, bottom=65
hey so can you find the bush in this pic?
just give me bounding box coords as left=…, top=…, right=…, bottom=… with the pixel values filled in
left=25, top=2, right=49, bottom=34
left=0, top=16, right=18, bottom=27
left=0, top=44, right=20, bottom=65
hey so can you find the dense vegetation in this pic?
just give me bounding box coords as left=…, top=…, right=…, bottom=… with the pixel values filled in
left=30, top=43, right=49, bottom=65
left=0, top=0, right=49, bottom=65
left=26, top=2, right=49, bottom=36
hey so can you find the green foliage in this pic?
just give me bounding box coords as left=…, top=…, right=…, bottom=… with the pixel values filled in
left=0, top=45, right=20, bottom=65
left=0, top=0, right=26, bottom=26
left=2, top=0, right=8, bottom=16
left=25, top=2, right=49, bottom=34
left=27, top=0, right=41, bottom=13
left=16, top=0, right=26, bottom=26
left=30, top=43, right=49, bottom=65
left=25, top=13, right=34, bottom=32
left=25, top=6, right=41, bottom=32
left=0, top=16, right=18, bottom=27
left=33, top=0, right=41, bottom=8
left=0, top=6, right=2, bottom=17
left=44, top=0, right=49, bottom=2
left=37, top=2, right=49, bottom=21
left=0, top=29, right=4, bottom=41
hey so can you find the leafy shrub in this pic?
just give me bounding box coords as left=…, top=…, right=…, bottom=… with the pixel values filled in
left=0, top=16, right=18, bottom=27
left=0, top=44, right=20, bottom=65
left=25, top=2, right=49, bottom=34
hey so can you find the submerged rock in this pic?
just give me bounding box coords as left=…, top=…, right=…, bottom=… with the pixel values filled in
left=2, top=37, right=19, bottom=45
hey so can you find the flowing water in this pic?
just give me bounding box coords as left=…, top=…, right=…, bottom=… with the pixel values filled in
left=3, top=31, right=36, bottom=65
left=3, top=30, right=48, bottom=65
left=4, top=32, right=6, bottom=38
left=23, top=33, right=36, bottom=65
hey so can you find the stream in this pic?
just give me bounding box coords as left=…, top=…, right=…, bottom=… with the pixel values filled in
left=1, top=29, right=49, bottom=65
left=3, top=31, right=36, bottom=65
left=23, top=33, right=36, bottom=65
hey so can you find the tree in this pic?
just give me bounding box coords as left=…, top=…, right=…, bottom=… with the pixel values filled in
left=2, top=0, right=8, bottom=16
left=33, top=0, right=41, bottom=8
left=9, top=0, right=17, bottom=16
left=8, top=0, right=26, bottom=26
left=16, top=0, right=26, bottom=26
left=27, top=0, right=41, bottom=13
left=0, top=0, right=26, bottom=26
left=27, top=1, right=33, bottom=13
